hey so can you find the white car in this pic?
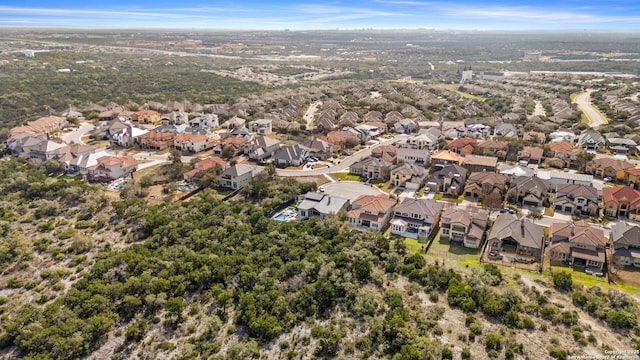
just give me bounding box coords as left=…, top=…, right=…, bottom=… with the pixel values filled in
left=319, top=186, right=325, bottom=192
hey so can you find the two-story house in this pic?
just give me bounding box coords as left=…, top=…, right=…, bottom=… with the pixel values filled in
left=447, top=137, right=478, bottom=156
left=87, top=155, right=138, bottom=180
left=602, top=186, right=640, bottom=220
left=390, top=163, right=429, bottom=190
left=390, top=198, right=443, bottom=239
left=249, top=119, right=273, bottom=135
left=464, top=172, right=507, bottom=200
left=463, top=154, right=498, bottom=173
left=132, top=109, right=161, bottom=125
left=610, top=221, right=640, bottom=268
left=347, top=194, right=397, bottom=231
left=508, top=176, right=551, bottom=207
left=174, top=133, right=214, bottom=153
left=425, top=164, right=468, bottom=196
left=135, top=130, right=175, bottom=150
left=183, top=157, right=229, bottom=182
left=476, top=140, right=508, bottom=160
left=577, top=129, right=606, bottom=152
left=440, top=206, right=489, bottom=248
left=517, top=146, right=544, bottom=164
left=487, top=214, right=544, bottom=264
left=554, top=184, right=599, bottom=216
left=549, top=221, right=606, bottom=275
left=219, top=164, right=257, bottom=190
left=244, top=135, right=282, bottom=161
left=349, top=157, right=393, bottom=181
left=303, top=138, right=333, bottom=160
left=586, top=157, right=635, bottom=181
left=273, top=144, right=308, bottom=167
left=431, top=150, right=464, bottom=170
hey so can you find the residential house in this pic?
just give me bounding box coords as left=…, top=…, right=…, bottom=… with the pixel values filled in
left=8, top=135, right=46, bottom=157
left=476, top=140, right=508, bottom=160
left=586, top=157, right=635, bottom=181
left=547, top=141, right=583, bottom=169
left=215, top=136, right=249, bottom=156
left=244, top=135, right=282, bottom=161
left=400, top=132, right=439, bottom=150
left=394, top=118, right=417, bottom=134
left=315, top=109, right=337, bottom=130
left=537, top=170, right=593, bottom=189
left=347, top=194, right=396, bottom=231
left=466, top=123, right=491, bottom=138
left=111, top=125, right=149, bottom=148
left=303, top=138, right=333, bottom=160
left=249, top=119, right=273, bottom=135
left=221, top=116, right=246, bottom=130
left=358, top=122, right=387, bottom=138
left=425, top=164, right=468, bottom=196
left=464, top=172, right=507, bottom=200
left=396, top=147, right=429, bottom=165
left=431, top=150, right=464, bottom=170
left=161, top=110, right=189, bottom=125
left=23, top=140, right=70, bottom=161
left=390, top=198, right=443, bottom=239
left=508, top=176, right=551, bottom=207
left=554, top=184, right=599, bottom=216
left=549, top=130, right=576, bottom=143
left=9, top=115, right=68, bottom=139
left=447, top=137, right=478, bottom=156
left=390, top=163, right=429, bottom=190
left=135, top=131, right=175, bottom=150
left=174, top=134, right=214, bottom=153
left=577, top=129, right=606, bottom=152
left=87, top=155, right=138, bottom=180
left=499, top=164, right=534, bottom=180
left=183, top=157, right=229, bottom=182
left=549, top=221, right=606, bottom=274
left=625, top=168, right=640, bottom=189
left=324, top=130, right=360, bottom=150
left=487, top=214, right=544, bottom=263
left=462, top=154, right=498, bottom=173
left=494, top=123, right=518, bottom=138
left=602, top=186, right=640, bottom=220
left=297, top=192, right=350, bottom=219
left=371, top=144, right=397, bottom=163
left=607, top=137, right=637, bottom=155
left=66, top=150, right=108, bottom=175
left=440, top=206, right=489, bottom=248
left=610, top=221, right=640, bottom=267
left=517, top=146, right=544, bottom=164
left=132, top=109, right=161, bottom=125
left=349, top=157, right=393, bottom=181
left=442, top=120, right=466, bottom=139
left=219, top=164, right=257, bottom=190
left=273, top=144, right=308, bottom=167
left=189, top=113, right=219, bottom=128
left=523, top=131, right=546, bottom=144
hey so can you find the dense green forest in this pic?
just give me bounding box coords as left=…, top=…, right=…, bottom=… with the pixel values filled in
left=0, top=158, right=638, bottom=359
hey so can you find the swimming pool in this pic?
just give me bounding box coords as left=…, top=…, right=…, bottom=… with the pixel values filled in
left=273, top=207, right=298, bottom=222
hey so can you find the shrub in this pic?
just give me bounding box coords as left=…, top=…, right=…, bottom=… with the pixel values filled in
left=441, top=347, right=453, bottom=360
left=552, top=271, right=573, bottom=291
left=461, top=348, right=471, bottom=359
left=485, top=332, right=503, bottom=351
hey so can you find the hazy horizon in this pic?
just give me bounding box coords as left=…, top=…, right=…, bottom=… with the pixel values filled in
left=2, top=1, right=640, bottom=31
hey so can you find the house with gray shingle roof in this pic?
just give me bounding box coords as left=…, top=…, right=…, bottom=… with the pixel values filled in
left=390, top=163, right=428, bottom=190
left=440, top=206, right=489, bottom=248
left=508, top=176, right=551, bottom=207
left=554, top=184, right=599, bottom=216
left=611, top=221, right=640, bottom=267
left=297, top=192, right=350, bottom=220
left=390, top=198, right=443, bottom=239
left=273, top=144, right=308, bottom=167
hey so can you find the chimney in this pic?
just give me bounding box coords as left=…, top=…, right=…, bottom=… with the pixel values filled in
left=521, top=218, right=525, bottom=237
left=571, top=223, right=575, bottom=236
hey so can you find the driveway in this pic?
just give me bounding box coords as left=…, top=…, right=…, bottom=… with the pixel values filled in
left=321, top=181, right=385, bottom=201
left=573, top=89, right=608, bottom=128
left=63, top=122, right=95, bottom=145
left=275, top=134, right=409, bottom=177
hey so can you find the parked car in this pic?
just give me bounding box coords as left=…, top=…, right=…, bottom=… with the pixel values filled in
left=603, top=177, right=612, bottom=182
left=319, top=186, right=325, bottom=192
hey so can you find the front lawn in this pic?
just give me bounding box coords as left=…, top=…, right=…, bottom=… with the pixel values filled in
left=329, top=172, right=362, bottom=182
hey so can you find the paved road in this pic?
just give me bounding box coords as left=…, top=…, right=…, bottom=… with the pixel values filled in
left=574, top=89, right=608, bottom=128
left=63, top=122, right=95, bottom=145
left=275, top=135, right=409, bottom=177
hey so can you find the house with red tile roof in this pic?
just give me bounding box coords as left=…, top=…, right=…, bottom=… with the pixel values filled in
left=447, top=137, right=478, bottom=156
left=87, top=155, right=138, bottom=180
left=586, top=157, right=635, bottom=181
left=347, top=194, right=397, bottom=231
left=132, top=109, right=161, bottom=125
left=184, top=157, right=230, bottom=182
left=174, top=134, right=215, bottom=153
left=602, top=186, right=640, bottom=220
left=323, top=130, right=360, bottom=150
left=135, top=130, right=175, bottom=150
left=431, top=150, right=464, bottom=170
left=625, top=168, right=640, bottom=188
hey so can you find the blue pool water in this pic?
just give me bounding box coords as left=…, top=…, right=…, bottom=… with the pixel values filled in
left=274, top=213, right=288, bottom=221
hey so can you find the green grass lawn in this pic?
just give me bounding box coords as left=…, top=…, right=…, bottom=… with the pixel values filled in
left=329, top=172, right=362, bottom=182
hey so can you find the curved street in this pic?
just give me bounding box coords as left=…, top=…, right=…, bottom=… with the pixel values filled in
left=573, top=89, right=608, bottom=128
left=275, top=134, right=409, bottom=177
left=62, top=122, right=95, bottom=145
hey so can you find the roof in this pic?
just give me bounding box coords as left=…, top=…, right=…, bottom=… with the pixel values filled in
left=548, top=141, right=575, bottom=152
left=520, top=146, right=544, bottom=161
left=590, top=157, right=634, bottom=171
left=442, top=206, right=489, bottom=227
left=463, top=154, right=498, bottom=168
left=610, top=221, right=640, bottom=248
left=195, top=157, right=229, bottom=171
left=467, top=171, right=507, bottom=186
left=603, top=186, right=640, bottom=207
left=273, top=144, right=307, bottom=162
left=477, top=140, right=508, bottom=150
left=488, top=214, right=544, bottom=249
left=221, top=164, right=254, bottom=177
left=551, top=221, right=605, bottom=248
left=348, top=194, right=396, bottom=219
left=431, top=150, right=464, bottom=165
left=536, top=170, right=593, bottom=183
left=297, top=192, right=350, bottom=215
left=448, top=137, right=478, bottom=150
left=391, top=163, right=428, bottom=177
left=556, top=184, right=598, bottom=199
left=511, top=176, right=550, bottom=193
left=499, top=164, right=534, bottom=178
left=394, top=198, right=443, bottom=217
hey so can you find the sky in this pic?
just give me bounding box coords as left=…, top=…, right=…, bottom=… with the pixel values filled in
left=1, top=1, right=640, bottom=31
